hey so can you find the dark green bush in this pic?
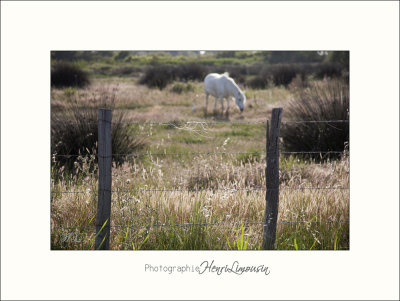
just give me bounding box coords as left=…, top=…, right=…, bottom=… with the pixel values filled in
left=297, top=63, right=314, bottom=81
left=175, top=63, right=207, bottom=82
left=247, top=63, right=263, bottom=75
left=139, top=63, right=207, bottom=89
left=245, top=65, right=269, bottom=89
left=51, top=93, right=147, bottom=174
left=51, top=62, right=90, bottom=88
left=247, top=75, right=269, bottom=89
left=246, top=64, right=300, bottom=89
left=269, top=64, right=299, bottom=87
left=314, top=62, right=343, bottom=79
left=329, top=51, right=349, bottom=71
left=246, top=62, right=345, bottom=89
left=281, top=79, right=349, bottom=158
left=139, top=65, right=176, bottom=89
left=225, top=64, right=247, bottom=84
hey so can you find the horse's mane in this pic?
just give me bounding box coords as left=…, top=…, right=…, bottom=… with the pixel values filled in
left=216, top=72, right=242, bottom=94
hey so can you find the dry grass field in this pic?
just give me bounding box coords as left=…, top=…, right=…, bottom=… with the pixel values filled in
left=51, top=76, right=349, bottom=250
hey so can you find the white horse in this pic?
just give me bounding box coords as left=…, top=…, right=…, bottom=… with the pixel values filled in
left=204, top=72, right=246, bottom=114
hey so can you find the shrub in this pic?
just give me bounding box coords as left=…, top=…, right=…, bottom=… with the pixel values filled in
left=281, top=79, right=349, bottom=158
left=51, top=62, right=90, bottom=88
left=139, top=65, right=176, bottom=89
left=297, top=63, right=313, bottom=82
left=140, top=63, right=208, bottom=89
left=269, top=64, right=298, bottom=87
left=175, top=63, right=207, bottom=82
left=329, top=51, right=349, bottom=71
left=51, top=91, right=147, bottom=175
left=247, top=63, right=264, bottom=76
left=224, top=64, right=247, bottom=84
left=314, top=62, right=343, bottom=79
left=245, top=65, right=270, bottom=89
left=247, top=75, right=269, bottom=89
left=246, top=64, right=300, bottom=89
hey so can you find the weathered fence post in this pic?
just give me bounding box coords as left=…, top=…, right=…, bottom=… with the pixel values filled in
left=262, top=108, right=283, bottom=250
left=96, top=109, right=112, bottom=250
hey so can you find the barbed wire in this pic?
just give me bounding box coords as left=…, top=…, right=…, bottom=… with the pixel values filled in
left=62, top=121, right=264, bottom=126
left=62, top=120, right=349, bottom=126
left=114, top=187, right=349, bottom=192
left=52, top=150, right=347, bottom=158
left=52, top=219, right=350, bottom=231
left=51, top=186, right=350, bottom=194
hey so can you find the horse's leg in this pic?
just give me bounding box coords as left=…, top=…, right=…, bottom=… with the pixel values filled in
left=213, top=97, right=218, bottom=114
left=225, top=98, right=230, bottom=117
left=220, top=97, right=224, bottom=114
left=205, top=93, right=209, bottom=115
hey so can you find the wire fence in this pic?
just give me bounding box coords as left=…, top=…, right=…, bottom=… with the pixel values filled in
left=51, top=186, right=350, bottom=194
left=64, top=120, right=349, bottom=126
left=53, top=150, right=348, bottom=158
left=51, top=118, right=349, bottom=237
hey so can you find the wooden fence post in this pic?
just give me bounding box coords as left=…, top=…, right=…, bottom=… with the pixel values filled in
left=96, top=109, right=112, bottom=250
left=262, top=108, right=283, bottom=250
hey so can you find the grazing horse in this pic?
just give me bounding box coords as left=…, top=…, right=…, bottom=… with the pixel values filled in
left=204, top=72, right=246, bottom=114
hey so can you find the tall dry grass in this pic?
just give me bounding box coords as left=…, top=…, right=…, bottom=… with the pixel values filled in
left=51, top=151, right=349, bottom=250
left=282, top=79, right=349, bottom=157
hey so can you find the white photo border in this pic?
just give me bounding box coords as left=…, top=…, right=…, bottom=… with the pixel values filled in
left=1, top=1, right=399, bottom=300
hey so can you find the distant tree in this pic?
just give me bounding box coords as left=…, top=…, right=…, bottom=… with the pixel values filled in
left=329, top=51, right=349, bottom=71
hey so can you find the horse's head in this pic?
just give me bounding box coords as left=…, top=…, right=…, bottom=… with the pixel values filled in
left=235, top=90, right=246, bottom=112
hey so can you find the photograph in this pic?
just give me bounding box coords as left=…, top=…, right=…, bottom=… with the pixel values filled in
left=50, top=50, right=350, bottom=250
left=2, top=1, right=398, bottom=299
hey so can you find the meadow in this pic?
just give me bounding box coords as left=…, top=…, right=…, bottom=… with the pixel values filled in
left=51, top=52, right=349, bottom=250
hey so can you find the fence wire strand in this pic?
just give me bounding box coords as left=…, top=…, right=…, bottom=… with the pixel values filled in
left=53, top=150, right=347, bottom=158
left=53, top=219, right=350, bottom=231
left=63, top=120, right=349, bottom=126
left=51, top=186, right=349, bottom=195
